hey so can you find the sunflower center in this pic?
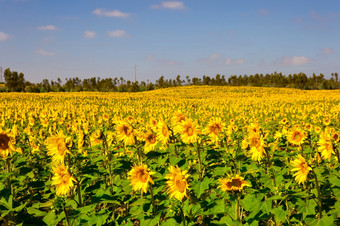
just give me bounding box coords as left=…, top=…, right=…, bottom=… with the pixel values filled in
left=0, top=134, right=10, bottom=150
left=147, top=134, right=157, bottom=144
left=227, top=178, right=242, bottom=188
left=211, top=124, right=221, bottom=135
left=122, top=125, right=132, bottom=136
left=162, top=126, right=169, bottom=136
left=136, top=169, right=148, bottom=183
left=185, top=126, right=194, bottom=136
left=175, top=175, right=186, bottom=193
left=57, top=139, right=67, bottom=155
left=250, top=137, right=261, bottom=148
left=293, top=132, right=302, bottom=142
left=299, top=162, right=309, bottom=173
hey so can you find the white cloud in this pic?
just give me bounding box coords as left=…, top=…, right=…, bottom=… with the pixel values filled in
left=108, top=30, right=129, bottom=38
left=279, top=56, right=310, bottom=66
left=93, top=9, right=130, bottom=18
left=0, top=31, right=11, bottom=41
left=163, top=59, right=180, bottom=66
left=150, top=1, right=185, bottom=10
left=321, top=47, right=333, bottom=55
left=84, top=30, right=96, bottom=39
left=233, top=58, right=245, bottom=65
left=37, top=25, right=57, bottom=31
left=145, top=54, right=154, bottom=61
left=36, top=49, right=56, bottom=56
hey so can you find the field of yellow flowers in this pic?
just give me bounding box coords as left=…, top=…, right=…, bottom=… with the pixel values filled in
left=0, top=86, right=339, bottom=225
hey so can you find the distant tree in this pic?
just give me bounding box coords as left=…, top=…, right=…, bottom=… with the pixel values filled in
left=4, top=68, right=26, bottom=92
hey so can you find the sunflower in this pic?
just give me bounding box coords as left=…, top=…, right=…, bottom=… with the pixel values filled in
left=171, top=110, right=186, bottom=134
left=218, top=175, right=250, bottom=192
left=115, top=121, right=135, bottom=146
left=128, top=164, right=154, bottom=194
left=204, top=117, right=225, bottom=146
left=46, top=130, right=70, bottom=163
left=157, top=120, right=171, bottom=147
left=287, top=128, right=306, bottom=146
left=90, top=129, right=102, bottom=147
left=144, top=131, right=157, bottom=153
left=318, top=132, right=334, bottom=161
left=0, top=130, right=21, bottom=158
left=242, top=132, right=266, bottom=162
left=291, top=155, right=311, bottom=184
left=179, top=118, right=200, bottom=144
left=332, top=132, right=340, bottom=143
left=165, top=165, right=189, bottom=201
left=51, top=164, right=76, bottom=196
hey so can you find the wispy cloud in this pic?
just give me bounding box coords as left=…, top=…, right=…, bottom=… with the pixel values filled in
left=145, top=54, right=154, bottom=61
left=321, top=47, right=333, bottom=56
left=258, top=8, right=269, bottom=15
left=0, top=31, right=11, bottom=41
left=199, top=54, right=245, bottom=65
left=277, top=56, right=311, bottom=66
left=37, top=25, right=57, bottom=31
left=162, top=59, right=181, bottom=66
left=150, top=1, right=186, bottom=10
left=107, top=30, right=129, bottom=38
left=84, top=30, right=96, bottom=39
left=36, top=49, right=56, bottom=56
left=93, top=9, right=130, bottom=18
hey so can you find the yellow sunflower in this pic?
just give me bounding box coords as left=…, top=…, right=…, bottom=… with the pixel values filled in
left=115, top=121, right=135, bottom=146
left=51, top=164, right=76, bottom=196
left=90, top=129, right=102, bottom=147
left=318, top=132, right=334, bottom=161
left=171, top=110, right=186, bottom=134
left=157, top=120, right=171, bottom=146
left=242, top=132, right=266, bottom=162
left=46, top=130, right=70, bottom=163
left=218, top=175, right=250, bottom=192
left=287, top=128, right=306, bottom=146
left=291, top=155, right=311, bottom=184
left=165, top=165, right=189, bottom=201
left=144, top=131, right=158, bottom=153
left=179, top=118, right=200, bottom=144
left=128, top=164, right=154, bottom=194
left=0, top=130, right=21, bottom=158
left=204, top=117, right=225, bottom=146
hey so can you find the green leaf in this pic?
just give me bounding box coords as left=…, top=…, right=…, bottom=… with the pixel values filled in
left=305, top=214, right=335, bottom=226
left=296, top=199, right=317, bottom=219
left=160, top=218, right=178, bottom=226
left=272, top=206, right=288, bottom=223
left=193, top=177, right=210, bottom=198
left=26, top=207, right=46, bottom=217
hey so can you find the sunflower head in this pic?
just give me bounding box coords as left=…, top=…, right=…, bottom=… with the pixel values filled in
left=291, top=155, right=311, bottom=184
left=165, top=165, right=189, bottom=201
left=218, top=175, right=250, bottom=192
left=287, top=128, right=306, bottom=146
left=128, top=164, right=154, bottom=194
left=51, top=164, right=76, bottom=196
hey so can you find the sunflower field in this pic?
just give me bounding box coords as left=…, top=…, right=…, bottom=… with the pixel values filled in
left=0, top=86, right=340, bottom=225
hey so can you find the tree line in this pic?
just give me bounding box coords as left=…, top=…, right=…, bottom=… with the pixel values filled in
left=1, top=68, right=339, bottom=92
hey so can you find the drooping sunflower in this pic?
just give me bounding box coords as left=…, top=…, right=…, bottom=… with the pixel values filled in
left=179, top=118, right=200, bottom=144
left=144, top=131, right=158, bottom=153
left=332, top=132, right=340, bottom=143
left=0, top=130, right=21, bottom=158
left=128, top=164, right=154, bottom=194
left=115, top=121, right=135, bottom=146
left=90, top=129, right=102, bottom=147
left=204, top=117, right=225, bottom=146
left=318, top=132, right=334, bottom=161
left=51, top=164, right=76, bottom=196
left=287, top=128, right=306, bottom=146
left=165, top=165, right=189, bottom=201
left=218, top=175, right=250, bottom=192
left=45, top=130, right=70, bottom=163
left=157, top=120, right=171, bottom=146
left=291, top=155, right=311, bottom=184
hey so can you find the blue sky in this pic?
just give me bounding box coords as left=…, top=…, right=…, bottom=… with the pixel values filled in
left=0, top=0, right=339, bottom=83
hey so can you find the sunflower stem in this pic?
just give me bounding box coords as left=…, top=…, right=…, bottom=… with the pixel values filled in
left=6, top=158, right=12, bottom=195
left=180, top=205, right=186, bottom=226
left=149, top=184, right=156, bottom=217
left=63, top=206, right=70, bottom=226
left=235, top=193, right=240, bottom=221
left=197, top=141, right=203, bottom=180
left=312, top=170, right=322, bottom=219
left=77, top=181, right=82, bottom=207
